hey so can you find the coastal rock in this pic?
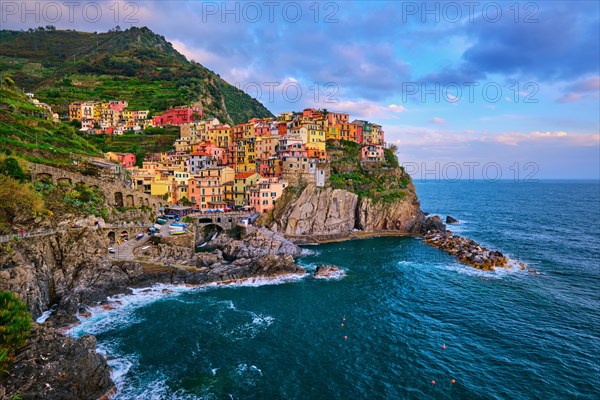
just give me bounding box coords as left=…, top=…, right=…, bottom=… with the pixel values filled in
left=314, top=265, right=346, bottom=279
left=0, top=324, right=114, bottom=400
left=270, top=185, right=359, bottom=236
left=269, top=181, right=424, bottom=239
left=446, top=215, right=459, bottom=224
left=196, top=252, right=222, bottom=268
left=423, top=230, right=522, bottom=271
left=137, top=234, right=195, bottom=266
left=223, top=228, right=301, bottom=260
left=413, top=215, right=447, bottom=234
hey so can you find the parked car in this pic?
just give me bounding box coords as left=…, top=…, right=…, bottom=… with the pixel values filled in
left=136, top=233, right=145, bottom=240
left=156, top=217, right=168, bottom=225
left=108, top=247, right=116, bottom=254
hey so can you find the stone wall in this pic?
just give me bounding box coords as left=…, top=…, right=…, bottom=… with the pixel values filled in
left=30, top=163, right=165, bottom=212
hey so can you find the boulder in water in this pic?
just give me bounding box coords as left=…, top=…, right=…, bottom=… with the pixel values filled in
left=314, top=265, right=345, bottom=279
left=446, top=215, right=459, bottom=224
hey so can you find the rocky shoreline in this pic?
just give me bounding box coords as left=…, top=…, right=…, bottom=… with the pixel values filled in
left=0, top=324, right=115, bottom=400
left=0, top=210, right=522, bottom=399
left=0, top=227, right=308, bottom=400
left=424, top=230, right=526, bottom=271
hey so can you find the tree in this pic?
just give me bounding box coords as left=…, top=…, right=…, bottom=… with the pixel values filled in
left=178, top=196, right=192, bottom=206
left=0, top=291, right=32, bottom=371
left=0, top=158, right=26, bottom=181
left=0, top=175, right=44, bottom=226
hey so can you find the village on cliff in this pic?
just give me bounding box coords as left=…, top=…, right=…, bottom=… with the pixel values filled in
left=66, top=100, right=388, bottom=214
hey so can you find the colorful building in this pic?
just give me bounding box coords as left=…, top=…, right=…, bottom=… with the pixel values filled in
left=248, top=178, right=288, bottom=213
left=106, top=152, right=136, bottom=168
left=153, top=106, right=202, bottom=126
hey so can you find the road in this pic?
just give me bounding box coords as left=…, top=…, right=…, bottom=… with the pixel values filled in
left=108, top=219, right=178, bottom=260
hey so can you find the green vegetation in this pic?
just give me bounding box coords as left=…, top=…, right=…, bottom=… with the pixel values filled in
left=1, top=26, right=273, bottom=124
left=0, top=86, right=102, bottom=164
left=0, top=157, right=26, bottom=181
left=34, top=181, right=108, bottom=221
left=0, top=174, right=45, bottom=233
left=327, top=140, right=410, bottom=203
left=0, top=291, right=32, bottom=372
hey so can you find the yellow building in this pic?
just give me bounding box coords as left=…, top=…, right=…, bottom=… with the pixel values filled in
left=233, top=172, right=261, bottom=206
left=235, top=139, right=256, bottom=172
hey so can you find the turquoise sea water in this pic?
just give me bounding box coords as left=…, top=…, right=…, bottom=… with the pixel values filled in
left=73, top=180, right=600, bottom=399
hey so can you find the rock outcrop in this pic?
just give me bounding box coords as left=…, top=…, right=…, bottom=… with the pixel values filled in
left=313, top=265, right=345, bottom=279
left=357, top=195, right=423, bottom=232
left=424, top=230, right=526, bottom=271
left=135, top=234, right=195, bottom=266
left=223, top=228, right=301, bottom=260
left=0, top=228, right=130, bottom=319
left=413, top=215, right=447, bottom=234
left=446, top=215, right=459, bottom=224
left=0, top=324, right=114, bottom=400
left=268, top=183, right=424, bottom=238
left=269, top=186, right=359, bottom=236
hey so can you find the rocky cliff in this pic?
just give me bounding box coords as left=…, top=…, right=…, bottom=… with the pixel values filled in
left=0, top=226, right=305, bottom=400
left=0, top=324, right=114, bottom=400
left=266, top=141, right=435, bottom=240
left=267, top=178, right=426, bottom=239
left=0, top=228, right=129, bottom=320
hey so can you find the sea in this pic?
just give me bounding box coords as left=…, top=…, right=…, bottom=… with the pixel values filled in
left=69, top=180, right=600, bottom=400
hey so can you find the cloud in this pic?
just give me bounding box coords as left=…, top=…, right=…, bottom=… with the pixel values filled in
left=386, top=126, right=599, bottom=148
left=422, top=2, right=599, bottom=84
left=492, top=131, right=599, bottom=146
left=430, top=117, right=445, bottom=124
left=556, top=76, right=600, bottom=103
left=387, top=104, right=407, bottom=113
left=332, top=100, right=408, bottom=119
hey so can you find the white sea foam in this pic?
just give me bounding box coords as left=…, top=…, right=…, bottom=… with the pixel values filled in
left=250, top=313, right=274, bottom=327
left=313, top=268, right=347, bottom=280
left=35, top=305, right=56, bottom=323
left=225, top=311, right=275, bottom=341
left=235, top=363, right=262, bottom=386
left=397, top=260, right=418, bottom=267
left=300, top=248, right=320, bottom=256
left=69, top=284, right=199, bottom=338
left=205, top=272, right=308, bottom=288
left=438, top=260, right=530, bottom=279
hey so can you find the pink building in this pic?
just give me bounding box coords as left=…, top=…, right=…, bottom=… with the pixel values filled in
left=188, top=175, right=223, bottom=210
left=361, top=145, right=385, bottom=162
left=254, top=121, right=271, bottom=137
left=153, top=106, right=202, bottom=126
left=109, top=100, right=128, bottom=112
left=248, top=178, right=288, bottom=213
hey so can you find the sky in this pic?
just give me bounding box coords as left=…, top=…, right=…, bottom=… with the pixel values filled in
left=2, top=0, right=599, bottom=179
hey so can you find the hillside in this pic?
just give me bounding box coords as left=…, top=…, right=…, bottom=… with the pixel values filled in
left=0, top=85, right=102, bottom=164
left=0, top=26, right=273, bottom=124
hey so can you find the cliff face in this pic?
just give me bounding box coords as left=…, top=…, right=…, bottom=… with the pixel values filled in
left=269, top=186, right=359, bottom=236
left=268, top=179, right=425, bottom=238
left=0, top=325, right=114, bottom=400
left=267, top=141, right=429, bottom=239
left=356, top=175, right=423, bottom=232
left=0, top=229, right=130, bottom=319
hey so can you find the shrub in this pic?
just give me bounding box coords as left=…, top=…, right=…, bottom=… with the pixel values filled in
left=0, top=158, right=26, bottom=181
left=0, top=291, right=32, bottom=372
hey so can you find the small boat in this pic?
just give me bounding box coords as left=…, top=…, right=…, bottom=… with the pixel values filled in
left=171, top=223, right=187, bottom=228
left=170, top=230, right=186, bottom=235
